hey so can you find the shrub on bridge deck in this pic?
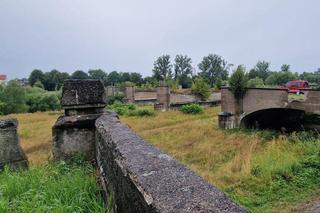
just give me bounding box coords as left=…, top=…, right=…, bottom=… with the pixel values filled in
left=229, top=65, right=248, bottom=99
left=191, top=77, right=210, bottom=100
left=180, top=103, right=203, bottom=114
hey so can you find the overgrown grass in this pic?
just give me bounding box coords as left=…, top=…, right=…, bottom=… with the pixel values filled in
left=0, top=161, right=106, bottom=212
left=2, top=107, right=319, bottom=212
left=122, top=107, right=320, bottom=212
left=0, top=111, right=61, bottom=165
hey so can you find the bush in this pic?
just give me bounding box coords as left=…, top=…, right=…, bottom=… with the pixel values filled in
left=247, top=77, right=264, bottom=88
left=229, top=65, right=248, bottom=99
left=107, top=103, right=136, bottom=116
left=128, top=109, right=155, bottom=117
left=26, top=87, right=60, bottom=112
left=180, top=103, right=203, bottom=114
left=106, top=94, right=125, bottom=105
left=191, top=78, right=210, bottom=100
left=0, top=81, right=28, bottom=115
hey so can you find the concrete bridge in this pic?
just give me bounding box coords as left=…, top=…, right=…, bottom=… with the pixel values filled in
left=220, top=87, right=320, bottom=130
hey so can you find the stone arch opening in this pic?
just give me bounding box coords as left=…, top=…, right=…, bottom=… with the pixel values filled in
left=240, top=108, right=306, bottom=132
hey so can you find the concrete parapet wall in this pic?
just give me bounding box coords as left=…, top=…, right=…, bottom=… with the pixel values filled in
left=95, top=113, right=246, bottom=213
left=134, top=91, right=157, bottom=101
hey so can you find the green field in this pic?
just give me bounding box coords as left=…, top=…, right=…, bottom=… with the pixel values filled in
left=1, top=106, right=319, bottom=212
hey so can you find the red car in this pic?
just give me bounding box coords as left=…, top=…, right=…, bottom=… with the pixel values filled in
left=282, top=80, right=309, bottom=93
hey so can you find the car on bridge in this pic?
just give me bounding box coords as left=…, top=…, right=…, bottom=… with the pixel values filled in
left=282, top=80, right=310, bottom=94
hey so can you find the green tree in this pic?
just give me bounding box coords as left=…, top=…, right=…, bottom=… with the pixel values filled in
left=229, top=65, right=248, bottom=99
left=29, top=69, right=45, bottom=86
left=152, top=55, right=172, bottom=81
left=121, top=72, right=131, bottom=82
left=88, top=69, right=107, bottom=85
left=198, top=54, right=229, bottom=87
left=130, top=72, right=143, bottom=86
left=191, top=77, right=210, bottom=100
left=174, top=55, right=192, bottom=79
left=247, top=77, right=264, bottom=88
left=34, top=80, right=44, bottom=89
left=174, top=55, right=193, bottom=88
left=281, top=64, right=290, bottom=72
left=300, top=71, right=320, bottom=84
left=43, top=70, right=69, bottom=91
left=106, top=71, right=122, bottom=85
left=248, top=61, right=270, bottom=81
left=265, top=71, right=297, bottom=86
left=0, top=81, right=28, bottom=114
left=71, top=70, right=90, bottom=79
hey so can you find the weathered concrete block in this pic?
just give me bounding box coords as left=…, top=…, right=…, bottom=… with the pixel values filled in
left=52, top=114, right=101, bottom=160
left=62, top=79, right=106, bottom=115
left=53, top=79, right=107, bottom=160
left=95, top=113, right=246, bottom=213
left=0, top=118, right=28, bottom=170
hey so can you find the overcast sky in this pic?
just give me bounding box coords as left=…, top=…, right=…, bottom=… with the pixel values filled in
left=1, top=0, right=319, bottom=79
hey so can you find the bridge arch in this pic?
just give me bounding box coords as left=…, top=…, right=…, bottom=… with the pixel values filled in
left=240, top=108, right=306, bottom=131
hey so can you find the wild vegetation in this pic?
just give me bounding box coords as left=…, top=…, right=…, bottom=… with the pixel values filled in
left=1, top=106, right=319, bottom=212
left=180, top=103, right=203, bottom=114
left=121, top=107, right=320, bottom=213
left=0, top=161, right=106, bottom=212
left=0, top=112, right=106, bottom=212
left=0, top=81, right=60, bottom=115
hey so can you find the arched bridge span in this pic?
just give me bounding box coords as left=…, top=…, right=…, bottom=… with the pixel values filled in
left=220, top=87, right=320, bottom=130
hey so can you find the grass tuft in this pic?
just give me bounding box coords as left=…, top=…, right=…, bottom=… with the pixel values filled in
left=0, top=161, right=106, bottom=212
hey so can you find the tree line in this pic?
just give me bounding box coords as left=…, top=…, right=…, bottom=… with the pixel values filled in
left=1, top=53, right=319, bottom=115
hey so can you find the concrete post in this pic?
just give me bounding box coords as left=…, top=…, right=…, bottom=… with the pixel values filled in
left=52, top=79, right=106, bottom=160
left=155, top=86, right=170, bottom=111
left=0, top=118, right=28, bottom=170
left=106, top=86, right=115, bottom=97
left=125, top=86, right=135, bottom=103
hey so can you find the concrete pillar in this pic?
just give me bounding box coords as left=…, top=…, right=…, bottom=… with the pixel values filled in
left=125, top=86, right=135, bottom=103
left=106, top=86, right=115, bottom=97
left=155, top=86, right=170, bottom=111
left=0, top=118, right=28, bottom=170
left=52, top=79, right=106, bottom=161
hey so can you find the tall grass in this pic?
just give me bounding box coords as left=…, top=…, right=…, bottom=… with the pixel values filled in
left=0, top=161, right=106, bottom=212
left=1, top=108, right=319, bottom=212
left=0, top=111, right=61, bottom=165
left=122, top=107, right=320, bottom=212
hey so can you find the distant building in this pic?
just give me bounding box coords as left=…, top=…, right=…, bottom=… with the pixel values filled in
left=15, top=78, right=29, bottom=86
left=0, top=74, right=7, bottom=84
